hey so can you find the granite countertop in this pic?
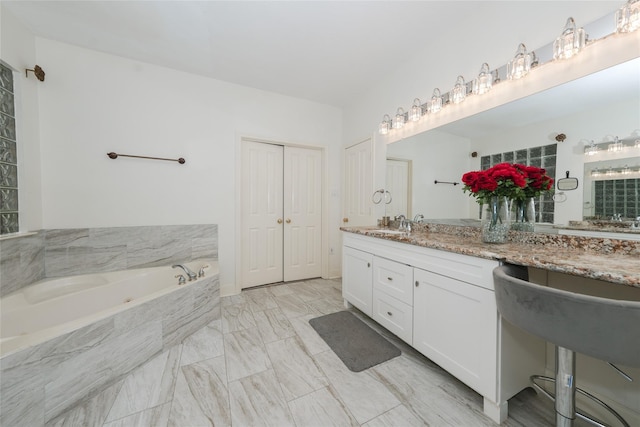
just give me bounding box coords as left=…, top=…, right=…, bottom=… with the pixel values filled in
left=341, top=224, right=640, bottom=288
left=556, top=220, right=640, bottom=235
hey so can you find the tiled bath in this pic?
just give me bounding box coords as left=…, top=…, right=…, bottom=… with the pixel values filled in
left=0, top=224, right=220, bottom=426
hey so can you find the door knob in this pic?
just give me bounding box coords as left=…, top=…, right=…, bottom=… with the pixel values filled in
left=343, top=217, right=349, bottom=223
left=286, top=218, right=291, bottom=224
left=277, top=218, right=283, bottom=224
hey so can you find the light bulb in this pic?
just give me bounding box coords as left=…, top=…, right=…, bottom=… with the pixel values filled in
left=408, top=98, right=422, bottom=122
left=508, top=43, right=533, bottom=80
left=378, top=114, right=391, bottom=135
left=427, top=88, right=443, bottom=114
left=393, top=107, right=405, bottom=129
left=553, top=17, right=586, bottom=60
left=451, top=76, right=467, bottom=104
left=473, top=63, right=492, bottom=95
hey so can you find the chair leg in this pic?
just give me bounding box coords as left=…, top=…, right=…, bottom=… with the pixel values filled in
left=556, top=346, right=576, bottom=427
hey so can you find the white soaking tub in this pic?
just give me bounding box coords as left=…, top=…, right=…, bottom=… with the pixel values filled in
left=0, top=260, right=220, bottom=426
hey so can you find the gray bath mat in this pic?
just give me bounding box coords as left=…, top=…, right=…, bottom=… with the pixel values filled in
left=309, top=311, right=401, bottom=372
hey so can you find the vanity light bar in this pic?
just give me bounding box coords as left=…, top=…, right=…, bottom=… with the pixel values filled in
left=583, top=137, right=640, bottom=156
left=378, top=10, right=635, bottom=136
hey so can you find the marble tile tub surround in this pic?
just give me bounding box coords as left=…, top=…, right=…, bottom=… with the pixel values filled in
left=0, top=224, right=218, bottom=297
left=343, top=223, right=640, bottom=287
left=0, top=269, right=220, bottom=427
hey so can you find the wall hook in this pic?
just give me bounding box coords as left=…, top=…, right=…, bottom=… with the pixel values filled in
left=25, top=65, right=45, bottom=81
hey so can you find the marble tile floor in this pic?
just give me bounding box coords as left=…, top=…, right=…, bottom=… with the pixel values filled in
left=48, top=278, right=592, bottom=427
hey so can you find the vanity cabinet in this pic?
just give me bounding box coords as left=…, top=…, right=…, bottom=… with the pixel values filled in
left=342, top=232, right=545, bottom=424
left=342, top=246, right=373, bottom=316
left=413, top=268, right=496, bottom=398
left=372, top=256, right=413, bottom=343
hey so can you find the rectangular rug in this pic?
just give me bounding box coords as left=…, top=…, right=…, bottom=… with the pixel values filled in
left=309, top=311, right=401, bottom=372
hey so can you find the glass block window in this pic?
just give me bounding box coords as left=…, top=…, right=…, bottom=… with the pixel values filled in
left=0, top=63, right=18, bottom=234
left=480, top=143, right=557, bottom=223
left=593, top=179, right=639, bottom=219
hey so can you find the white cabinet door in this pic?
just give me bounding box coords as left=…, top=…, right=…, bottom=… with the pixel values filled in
left=342, top=246, right=373, bottom=316
left=241, top=141, right=284, bottom=287
left=283, top=146, right=322, bottom=282
left=413, top=268, right=497, bottom=399
left=343, top=139, right=375, bottom=227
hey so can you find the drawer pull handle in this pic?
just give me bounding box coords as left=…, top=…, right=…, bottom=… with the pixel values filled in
left=415, top=281, right=419, bottom=287
left=387, top=311, right=393, bottom=316
left=387, top=277, right=393, bottom=281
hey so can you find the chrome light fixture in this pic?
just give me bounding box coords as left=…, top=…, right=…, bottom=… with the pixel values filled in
left=427, top=88, right=443, bottom=113
left=608, top=136, right=623, bottom=152
left=393, top=107, right=405, bottom=129
left=408, top=98, right=423, bottom=122
left=616, top=0, right=640, bottom=33
left=584, top=140, right=599, bottom=156
left=553, top=18, right=586, bottom=60
left=507, top=43, right=533, bottom=80
left=379, top=114, right=391, bottom=135
left=473, top=63, right=493, bottom=95
left=451, top=76, right=467, bottom=104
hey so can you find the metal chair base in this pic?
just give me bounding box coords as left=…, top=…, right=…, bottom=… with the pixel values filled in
left=530, top=375, right=630, bottom=427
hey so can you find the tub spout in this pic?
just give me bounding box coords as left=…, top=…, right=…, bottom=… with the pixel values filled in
left=172, top=264, right=197, bottom=281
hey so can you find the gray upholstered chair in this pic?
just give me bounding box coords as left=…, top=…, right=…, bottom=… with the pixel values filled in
left=493, top=264, right=640, bottom=427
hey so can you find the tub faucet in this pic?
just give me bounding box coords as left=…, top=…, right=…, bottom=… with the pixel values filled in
left=172, top=264, right=197, bottom=281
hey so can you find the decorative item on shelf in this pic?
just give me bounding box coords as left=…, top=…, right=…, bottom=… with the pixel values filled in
left=427, top=88, right=443, bottom=113
left=473, top=63, right=493, bottom=95
left=393, top=107, right=405, bottom=129
left=451, top=75, right=467, bottom=104
left=462, top=163, right=527, bottom=243
left=379, top=114, right=391, bottom=135
left=511, top=164, right=554, bottom=232
left=507, top=43, right=534, bottom=80
left=408, top=98, right=422, bottom=122
left=616, top=0, right=640, bottom=33
left=553, top=17, right=586, bottom=60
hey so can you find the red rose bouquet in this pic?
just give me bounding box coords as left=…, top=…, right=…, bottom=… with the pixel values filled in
left=513, top=164, right=554, bottom=199
left=462, top=163, right=528, bottom=203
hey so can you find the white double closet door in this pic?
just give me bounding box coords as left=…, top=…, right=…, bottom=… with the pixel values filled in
left=241, top=140, right=322, bottom=289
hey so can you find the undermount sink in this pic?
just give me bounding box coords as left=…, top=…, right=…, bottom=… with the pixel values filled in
left=370, top=229, right=405, bottom=235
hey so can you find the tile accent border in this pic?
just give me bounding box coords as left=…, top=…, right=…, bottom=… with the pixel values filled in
left=0, top=224, right=218, bottom=297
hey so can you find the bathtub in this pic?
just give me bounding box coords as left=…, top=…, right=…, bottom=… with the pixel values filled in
left=0, top=259, right=220, bottom=426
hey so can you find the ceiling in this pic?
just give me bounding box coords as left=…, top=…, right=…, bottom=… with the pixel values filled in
left=3, top=1, right=622, bottom=108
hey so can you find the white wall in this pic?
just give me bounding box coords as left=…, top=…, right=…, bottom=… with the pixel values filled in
left=32, top=37, right=343, bottom=289
left=1, top=6, right=43, bottom=231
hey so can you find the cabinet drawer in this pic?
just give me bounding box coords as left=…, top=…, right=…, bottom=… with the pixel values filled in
left=372, top=290, right=413, bottom=344
left=373, top=256, right=413, bottom=305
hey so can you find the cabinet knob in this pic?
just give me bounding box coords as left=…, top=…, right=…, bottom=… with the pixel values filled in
left=387, top=311, right=393, bottom=316
left=343, top=217, right=349, bottom=223
left=415, top=280, right=419, bottom=287
left=387, top=277, right=393, bottom=281
left=286, top=218, right=291, bottom=224
left=277, top=218, right=283, bottom=224
left=367, top=262, right=371, bottom=268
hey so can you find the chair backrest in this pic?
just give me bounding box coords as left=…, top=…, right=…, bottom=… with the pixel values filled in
left=493, top=264, right=640, bottom=368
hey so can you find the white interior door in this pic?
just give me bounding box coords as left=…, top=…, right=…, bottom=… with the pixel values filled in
left=343, top=139, right=375, bottom=227
left=284, top=146, right=322, bottom=282
left=386, top=158, right=412, bottom=219
left=241, top=141, right=284, bottom=288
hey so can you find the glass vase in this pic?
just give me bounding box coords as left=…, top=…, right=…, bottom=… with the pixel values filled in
left=481, top=196, right=511, bottom=243
left=512, top=197, right=536, bottom=232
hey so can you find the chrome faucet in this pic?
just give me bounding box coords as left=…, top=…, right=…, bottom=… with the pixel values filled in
left=611, top=213, right=623, bottom=222
left=395, top=215, right=407, bottom=230
left=413, top=214, right=424, bottom=223
left=172, top=264, right=197, bottom=281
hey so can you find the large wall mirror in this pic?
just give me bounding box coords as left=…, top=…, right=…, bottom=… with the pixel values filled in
left=384, top=56, right=640, bottom=234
